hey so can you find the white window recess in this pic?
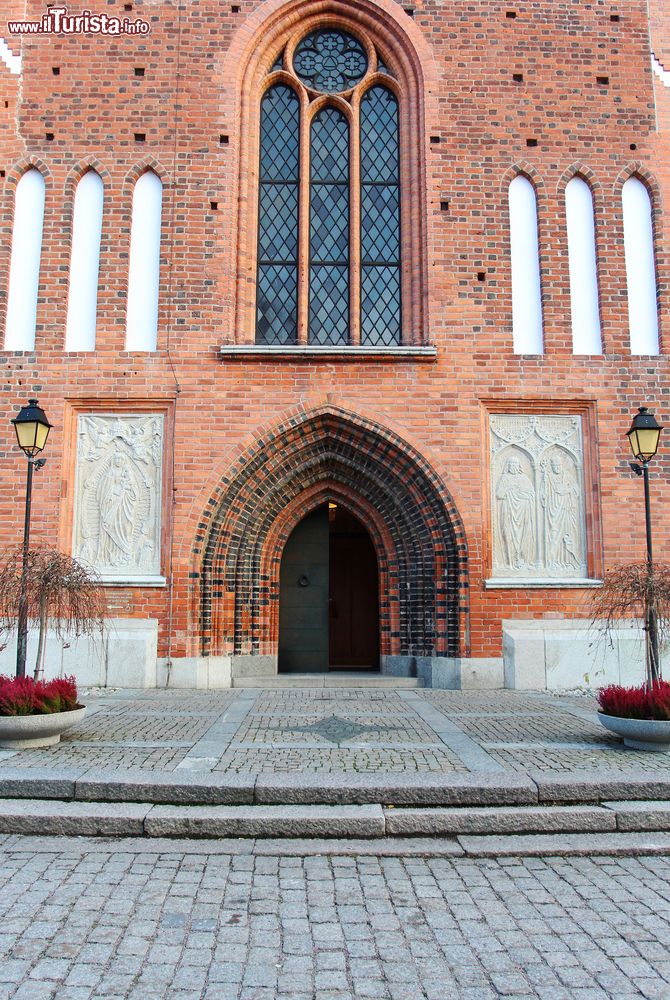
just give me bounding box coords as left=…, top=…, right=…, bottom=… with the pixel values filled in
left=508, top=175, right=544, bottom=354
left=125, top=171, right=162, bottom=352
left=565, top=177, right=602, bottom=355
left=65, top=171, right=104, bottom=351
left=622, top=177, right=660, bottom=355
left=4, top=169, right=45, bottom=351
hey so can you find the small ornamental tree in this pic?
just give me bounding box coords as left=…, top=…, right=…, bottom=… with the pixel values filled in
left=590, top=562, right=670, bottom=690
left=0, top=546, right=106, bottom=681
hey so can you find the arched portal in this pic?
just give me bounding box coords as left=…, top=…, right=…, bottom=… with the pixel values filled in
left=196, top=406, right=467, bottom=674
left=278, top=503, right=380, bottom=673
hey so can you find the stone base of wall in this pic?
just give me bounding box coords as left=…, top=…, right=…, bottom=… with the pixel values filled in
left=416, top=657, right=505, bottom=690
left=381, top=655, right=504, bottom=689
left=380, top=655, right=416, bottom=677
left=156, top=656, right=232, bottom=689
left=231, top=655, right=277, bottom=679
left=502, top=618, right=659, bottom=690
left=6, top=618, right=654, bottom=691
left=0, top=619, right=158, bottom=688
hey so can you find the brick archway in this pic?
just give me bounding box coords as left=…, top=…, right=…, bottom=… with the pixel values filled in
left=198, top=406, right=467, bottom=663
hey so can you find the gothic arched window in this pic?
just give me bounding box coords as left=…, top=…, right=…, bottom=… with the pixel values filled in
left=255, top=29, right=402, bottom=347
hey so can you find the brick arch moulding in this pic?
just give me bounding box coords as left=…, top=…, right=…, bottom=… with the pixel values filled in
left=195, top=406, right=468, bottom=680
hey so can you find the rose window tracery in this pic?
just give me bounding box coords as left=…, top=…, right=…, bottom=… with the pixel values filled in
left=293, top=30, right=368, bottom=93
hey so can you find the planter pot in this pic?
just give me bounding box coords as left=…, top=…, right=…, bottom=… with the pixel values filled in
left=0, top=706, right=86, bottom=749
left=597, top=712, right=670, bottom=752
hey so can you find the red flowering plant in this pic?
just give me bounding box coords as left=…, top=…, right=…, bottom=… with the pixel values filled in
left=597, top=680, right=670, bottom=721
left=0, top=674, right=81, bottom=716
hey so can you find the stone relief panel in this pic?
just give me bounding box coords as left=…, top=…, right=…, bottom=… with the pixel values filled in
left=72, top=414, right=164, bottom=580
left=490, top=414, right=588, bottom=579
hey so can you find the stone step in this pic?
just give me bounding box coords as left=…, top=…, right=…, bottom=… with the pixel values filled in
left=384, top=804, right=617, bottom=835
left=231, top=674, right=423, bottom=688
left=4, top=768, right=670, bottom=814
left=0, top=799, right=668, bottom=842
left=455, top=831, right=670, bottom=857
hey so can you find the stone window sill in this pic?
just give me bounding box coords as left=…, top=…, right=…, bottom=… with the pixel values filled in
left=485, top=578, right=603, bottom=589
left=219, top=345, right=437, bottom=360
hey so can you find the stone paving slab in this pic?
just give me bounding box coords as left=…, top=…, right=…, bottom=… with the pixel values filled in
left=0, top=833, right=256, bottom=854
left=0, top=767, right=85, bottom=799
left=604, top=800, right=670, bottom=831
left=384, top=804, right=617, bottom=836
left=145, top=804, right=386, bottom=839
left=255, top=836, right=466, bottom=856
left=457, top=830, right=670, bottom=856
left=0, top=799, right=151, bottom=836
left=253, top=770, right=538, bottom=805
left=532, top=769, right=670, bottom=802
left=75, top=768, right=256, bottom=804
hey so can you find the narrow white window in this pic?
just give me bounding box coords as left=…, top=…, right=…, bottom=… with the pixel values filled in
left=622, top=177, right=659, bottom=355
left=65, top=171, right=104, bottom=351
left=508, top=175, right=543, bottom=354
left=565, top=177, right=602, bottom=354
left=4, top=169, right=46, bottom=350
left=125, top=170, right=162, bottom=351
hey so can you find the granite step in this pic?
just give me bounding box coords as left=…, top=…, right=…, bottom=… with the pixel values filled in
left=0, top=799, right=668, bottom=841
left=4, top=768, right=670, bottom=815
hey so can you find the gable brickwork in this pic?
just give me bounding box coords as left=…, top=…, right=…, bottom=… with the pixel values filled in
left=0, top=0, right=667, bottom=672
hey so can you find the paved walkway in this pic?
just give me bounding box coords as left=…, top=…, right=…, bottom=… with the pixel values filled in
left=0, top=836, right=669, bottom=1000
left=3, top=688, right=670, bottom=999
left=1, top=687, right=669, bottom=776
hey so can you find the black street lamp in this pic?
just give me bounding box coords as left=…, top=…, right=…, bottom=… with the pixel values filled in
left=11, top=400, right=52, bottom=678
left=627, top=405, right=664, bottom=686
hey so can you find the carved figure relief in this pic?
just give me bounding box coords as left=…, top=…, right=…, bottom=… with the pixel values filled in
left=490, top=415, right=588, bottom=579
left=496, top=456, right=536, bottom=569
left=72, top=415, right=164, bottom=579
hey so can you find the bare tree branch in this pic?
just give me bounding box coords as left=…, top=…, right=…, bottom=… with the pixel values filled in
left=0, top=546, right=107, bottom=679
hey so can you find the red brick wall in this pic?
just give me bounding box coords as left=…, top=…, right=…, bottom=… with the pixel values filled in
left=0, top=0, right=668, bottom=662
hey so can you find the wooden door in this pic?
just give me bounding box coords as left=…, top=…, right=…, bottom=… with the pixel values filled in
left=329, top=530, right=379, bottom=668
left=278, top=506, right=329, bottom=673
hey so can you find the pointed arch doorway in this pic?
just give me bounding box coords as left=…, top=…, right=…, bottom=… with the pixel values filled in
left=278, top=502, right=380, bottom=673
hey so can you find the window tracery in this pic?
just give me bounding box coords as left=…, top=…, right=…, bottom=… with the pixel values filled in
left=255, top=27, right=402, bottom=347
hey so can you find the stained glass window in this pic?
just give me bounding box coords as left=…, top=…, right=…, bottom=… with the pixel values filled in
left=309, top=107, right=350, bottom=345
left=360, top=86, right=401, bottom=346
left=294, top=30, right=367, bottom=93
left=255, top=32, right=403, bottom=347
left=256, top=85, right=300, bottom=344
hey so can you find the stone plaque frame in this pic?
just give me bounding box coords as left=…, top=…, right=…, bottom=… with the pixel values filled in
left=481, top=400, right=603, bottom=587
left=60, top=400, right=173, bottom=587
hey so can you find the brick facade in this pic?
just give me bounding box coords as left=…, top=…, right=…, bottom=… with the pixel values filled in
left=0, top=0, right=668, bottom=682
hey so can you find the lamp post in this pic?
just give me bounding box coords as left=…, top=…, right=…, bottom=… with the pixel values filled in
left=627, top=405, right=664, bottom=686
left=11, top=400, right=52, bottom=679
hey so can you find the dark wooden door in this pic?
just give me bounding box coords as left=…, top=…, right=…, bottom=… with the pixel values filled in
left=329, top=531, right=379, bottom=668
left=278, top=506, right=329, bottom=673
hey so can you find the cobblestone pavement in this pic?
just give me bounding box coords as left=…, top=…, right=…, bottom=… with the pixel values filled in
left=0, top=836, right=669, bottom=999
left=2, top=686, right=670, bottom=775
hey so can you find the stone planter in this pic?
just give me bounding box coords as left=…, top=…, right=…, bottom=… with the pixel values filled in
left=0, top=706, right=86, bottom=749
left=597, top=712, right=670, bottom=752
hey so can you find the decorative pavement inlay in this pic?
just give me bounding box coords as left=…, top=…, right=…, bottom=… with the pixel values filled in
left=6, top=687, right=670, bottom=774
left=269, top=713, right=392, bottom=745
